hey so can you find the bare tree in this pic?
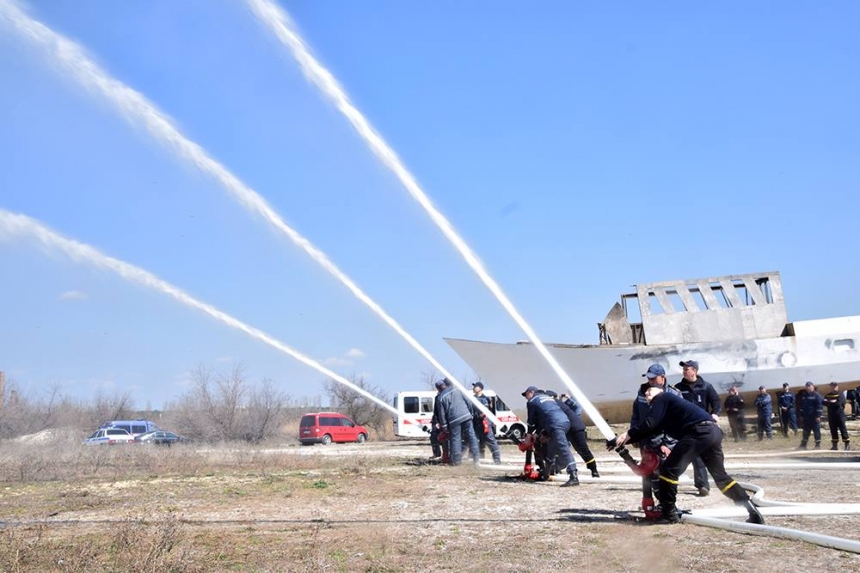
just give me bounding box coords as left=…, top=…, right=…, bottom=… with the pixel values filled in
left=167, top=364, right=288, bottom=443
left=91, top=388, right=134, bottom=426
left=323, top=374, right=391, bottom=434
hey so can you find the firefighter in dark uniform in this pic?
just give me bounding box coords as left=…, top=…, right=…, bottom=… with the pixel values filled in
left=471, top=382, right=502, bottom=463
left=823, top=382, right=850, bottom=451
left=611, top=386, right=765, bottom=525
left=547, top=390, right=600, bottom=478
left=523, top=386, right=579, bottom=486
left=674, top=360, right=721, bottom=497
left=777, top=383, right=798, bottom=437
left=723, top=386, right=747, bottom=441
left=797, top=381, right=823, bottom=450
left=630, top=364, right=681, bottom=516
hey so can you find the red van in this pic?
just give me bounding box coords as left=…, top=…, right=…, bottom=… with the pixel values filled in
left=299, top=412, right=368, bottom=445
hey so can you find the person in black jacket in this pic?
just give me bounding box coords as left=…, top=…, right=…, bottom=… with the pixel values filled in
left=823, top=382, right=850, bottom=451
left=611, top=386, right=765, bottom=525
left=674, top=360, right=721, bottom=497
left=547, top=390, right=599, bottom=478
left=723, top=386, right=747, bottom=442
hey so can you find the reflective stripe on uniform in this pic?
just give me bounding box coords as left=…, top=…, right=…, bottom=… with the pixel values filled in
left=720, top=480, right=737, bottom=493
left=659, top=475, right=680, bottom=485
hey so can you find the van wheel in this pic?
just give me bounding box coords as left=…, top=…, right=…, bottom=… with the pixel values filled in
left=321, top=434, right=333, bottom=446
left=357, top=433, right=367, bottom=444
left=508, top=426, right=525, bottom=442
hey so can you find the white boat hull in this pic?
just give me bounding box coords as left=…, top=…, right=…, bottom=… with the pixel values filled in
left=446, top=316, right=860, bottom=423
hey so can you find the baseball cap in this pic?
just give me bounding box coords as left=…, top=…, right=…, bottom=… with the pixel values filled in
left=829, top=381, right=839, bottom=386
left=759, top=385, right=766, bottom=390
left=434, top=380, right=446, bottom=390
left=805, top=381, right=814, bottom=388
left=521, top=385, right=539, bottom=397
left=472, top=381, right=484, bottom=390
left=643, top=364, right=666, bottom=379
left=679, top=360, right=699, bottom=370
left=782, top=383, right=789, bottom=387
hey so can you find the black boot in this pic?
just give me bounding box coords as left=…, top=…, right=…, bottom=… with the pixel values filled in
left=561, top=470, right=580, bottom=487
left=655, top=505, right=681, bottom=524
left=587, top=461, right=600, bottom=478
left=845, top=442, right=851, bottom=451
left=831, top=441, right=839, bottom=451
left=814, top=442, right=821, bottom=449
left=742, top=500, right=765, bottom=524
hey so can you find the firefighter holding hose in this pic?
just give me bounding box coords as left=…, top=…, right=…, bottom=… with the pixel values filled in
left=609, top=382, right=765, bottom=525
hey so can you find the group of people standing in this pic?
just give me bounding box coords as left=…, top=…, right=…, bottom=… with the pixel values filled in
left=428, top=378, right=503, bottom=466
left=721, top=380, right=851, bottom=451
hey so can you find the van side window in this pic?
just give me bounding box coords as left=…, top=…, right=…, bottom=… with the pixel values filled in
left=403, top=397, right=420, bottom=414
left=420, top=398, right=434, bottom=413
left=341, top=418, right=354, bottom=427
left=321, top=416, right=338, bottom=426
left=132, top=425, right=146, bottom=435
left=116, top=425, right=132, bottom=434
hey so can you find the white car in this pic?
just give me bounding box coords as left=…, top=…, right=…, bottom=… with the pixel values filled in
left=83, top=427, right=136, bottom=446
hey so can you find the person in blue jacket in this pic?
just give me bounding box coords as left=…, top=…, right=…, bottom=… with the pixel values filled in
left=777, top=383, right=798, bottom=437
left=434, top=379, right=480, bottom=465
left=523, top=386, right=579, bottom=486
left=547, top=390, right=599, bottom=478
left=797, top=381, right=823, bottom=450
left=611, top=385, right=765, bottom=525
left=754, top=386, right=773, bottom=440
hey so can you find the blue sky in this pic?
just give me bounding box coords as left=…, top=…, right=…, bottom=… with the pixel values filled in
left=1, top=0, right=858, bottom=409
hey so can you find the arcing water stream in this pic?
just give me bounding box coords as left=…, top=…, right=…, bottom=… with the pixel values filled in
left=0, top=209, right=399, bottom=417
left=246, top=0, right=616, bottom=439
left=0, top=0, right=500, bottom=426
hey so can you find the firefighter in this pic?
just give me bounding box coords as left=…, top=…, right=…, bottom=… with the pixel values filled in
left=797, top=381, right=823, bottom=450
left=674, top=360, right=721, bottom=497
left=777, top=383, right=798, bottom=437
left=471, top=382, right=502, bottom=464
left=631, top=364, right=680, bottom=517
left=429, top=380, right=448, bottom=461
left=753, top=386, right=773, bottom=440
left=611, top=386, right=765, bottom=525
left=723, top=386, right=747, bottom=441
left=823, top=382, right=850, bottom=451
left=434, top=379, right=480, bottom=465
left=547, top=390, right=599, bottom=478
left=522, top=386, right=579, bottom=486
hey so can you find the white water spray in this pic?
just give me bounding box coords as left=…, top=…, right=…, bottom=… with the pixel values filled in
left=0, top=0, right=500, bottom=426
left=0, top=209, right=399, bottom=416
left=245, top=0, right=615, bottom=439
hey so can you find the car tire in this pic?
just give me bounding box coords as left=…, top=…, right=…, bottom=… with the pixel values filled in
left=321, top=434, right=333, bottom=446
left=357, top=433, right=367, bottom=444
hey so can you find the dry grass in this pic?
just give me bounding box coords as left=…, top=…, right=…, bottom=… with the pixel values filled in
left=1, top=426, right=859, bottom=572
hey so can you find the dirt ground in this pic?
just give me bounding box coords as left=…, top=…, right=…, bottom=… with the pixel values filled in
left=1, top=430, right=860, bottom=572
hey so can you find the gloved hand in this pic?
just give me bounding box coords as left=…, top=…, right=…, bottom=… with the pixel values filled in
left=605, top=437, right=617, bottom=451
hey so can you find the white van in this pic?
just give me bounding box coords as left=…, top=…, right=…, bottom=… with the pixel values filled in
left=392, top=389, right=526, bottom=441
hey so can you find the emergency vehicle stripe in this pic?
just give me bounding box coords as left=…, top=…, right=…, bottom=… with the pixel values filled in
left=658, top=475, right=680, bottom=485
left=720, top=480, right=737, bottom=493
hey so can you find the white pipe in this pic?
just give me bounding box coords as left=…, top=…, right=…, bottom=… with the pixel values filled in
left=682, top=515, right=860, bottom=554
left=692, top=505, right=860, bottom=517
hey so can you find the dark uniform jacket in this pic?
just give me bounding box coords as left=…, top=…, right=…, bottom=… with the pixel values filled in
left=526, top=392, right=568, bottom=433
left=631, top=383, right=680, bottom=450
left=823, top=389, right=846, bottom=420
left=724, top=394, right=745, bottom=415
left=754, top=393, right=773, bottom=416
left=777, top=391, right=795, bottom=410
left=626, top=391, right=711, bottom=443
left=557, top=398, right=585, bottom=433
left=674, top=376, right=721, bottom=415
left=798, top=390, right=823, bottom=420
